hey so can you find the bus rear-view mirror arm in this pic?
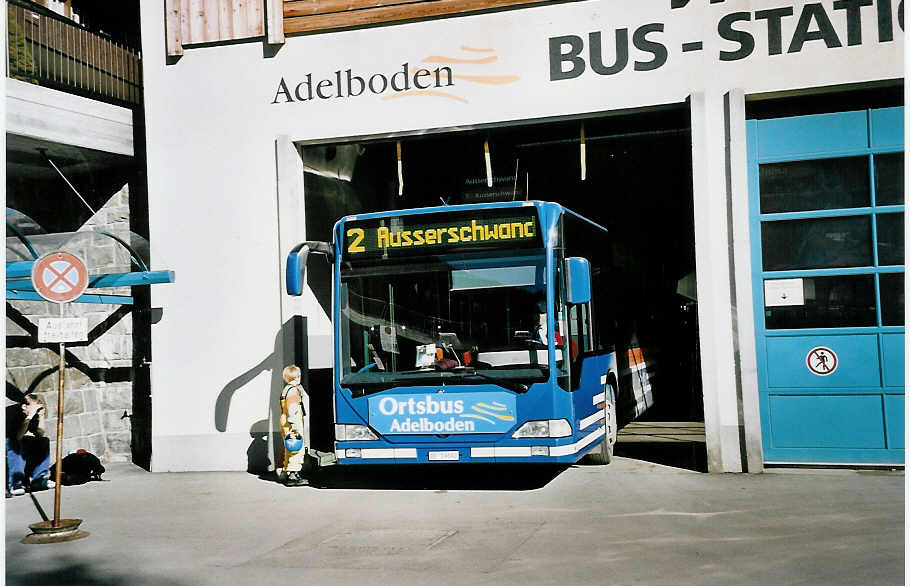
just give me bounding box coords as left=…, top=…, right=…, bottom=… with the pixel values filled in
left=286, top=241, right=334, bottom=296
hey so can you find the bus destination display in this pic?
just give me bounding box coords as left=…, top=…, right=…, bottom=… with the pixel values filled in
left=343, top=208, right=541, bottom=259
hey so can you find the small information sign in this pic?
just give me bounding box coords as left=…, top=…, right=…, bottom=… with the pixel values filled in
left=38, top=318, right=89, bottom=343
left=764, top=278, right=804, bottom=307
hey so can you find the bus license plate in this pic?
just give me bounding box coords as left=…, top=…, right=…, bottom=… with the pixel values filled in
left=429, top=450, right=460, bottom=461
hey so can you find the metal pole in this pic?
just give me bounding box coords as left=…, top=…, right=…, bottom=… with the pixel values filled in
left=53, top=338, right=65, bottom=527
left=53, top=298, right=65, bottom=527
left=38, top=149, right=97, bottom=216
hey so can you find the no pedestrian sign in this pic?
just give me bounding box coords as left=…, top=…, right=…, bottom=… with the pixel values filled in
left=806, top=346, right=838, bottom=376
left=31, top=251, right=89, bottom=303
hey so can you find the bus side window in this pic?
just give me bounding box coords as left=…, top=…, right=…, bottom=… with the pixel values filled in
left=568, top=303, right=593, bottom=361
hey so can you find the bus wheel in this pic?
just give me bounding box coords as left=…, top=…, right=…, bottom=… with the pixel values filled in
left=587, top=383, right=616, bottom=465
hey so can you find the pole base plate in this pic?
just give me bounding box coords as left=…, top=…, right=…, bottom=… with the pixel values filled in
left=22, top=519, right=89, bottom=544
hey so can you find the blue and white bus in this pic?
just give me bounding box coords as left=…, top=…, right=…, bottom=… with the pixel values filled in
left=287, top=201, right=652, bottom=465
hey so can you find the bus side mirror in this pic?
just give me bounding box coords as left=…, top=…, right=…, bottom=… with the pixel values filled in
left=286, top=241, right=334, bottom=296
left=286, top=247, right=308, bottom=296
left=565, top=257, right=591, bottom=304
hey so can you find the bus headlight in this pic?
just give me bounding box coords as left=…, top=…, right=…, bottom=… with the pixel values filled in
left=335, top=424, right=378, bottom=441
left=512, top=419, right=572, bottom=438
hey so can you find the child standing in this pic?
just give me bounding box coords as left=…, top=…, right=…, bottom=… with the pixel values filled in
left=279, top=365, right=307, bottom=486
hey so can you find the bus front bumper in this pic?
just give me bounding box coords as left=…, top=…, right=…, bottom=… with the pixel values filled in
left=334, top=425, right=605, bottom=465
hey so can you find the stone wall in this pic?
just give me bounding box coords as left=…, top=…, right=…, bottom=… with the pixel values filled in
left=6, top=184, right=135, bottom=462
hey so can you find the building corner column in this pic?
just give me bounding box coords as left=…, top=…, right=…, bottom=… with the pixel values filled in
left=726, top=90, right=765, bottom=473
left=690, top=91, right=744, bottom=473
left=275, top=135, right=309, bottom=464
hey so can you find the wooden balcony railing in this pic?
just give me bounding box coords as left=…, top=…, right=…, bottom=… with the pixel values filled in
left=7, top=0, right=141, bottom=107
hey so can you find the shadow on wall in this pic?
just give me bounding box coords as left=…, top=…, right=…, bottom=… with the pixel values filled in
left=214, top=319, right=300, bottom=474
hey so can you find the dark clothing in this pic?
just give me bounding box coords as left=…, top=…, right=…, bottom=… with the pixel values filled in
left=6, top=404, right=50, bottom=491
left=6, top=404, right=41, bottom=438
left=7, top=437, right=51, bottom=491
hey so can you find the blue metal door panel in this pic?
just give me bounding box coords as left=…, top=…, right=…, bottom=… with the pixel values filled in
left=870, top=107, right=905, bottom=148
left=756, top=111, right=868, bottom=158
left=881, top=333, right=905, bottom=388
left=768, top=394, right=885, bottom=449
left=766, top=335, right=880, bottom=388
left=749, top=107, right=904, bottom=465
left=884, top=394, right=904, bottom=449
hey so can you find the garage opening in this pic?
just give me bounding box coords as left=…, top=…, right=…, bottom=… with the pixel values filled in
left=299, top=105, right=705, bottom=469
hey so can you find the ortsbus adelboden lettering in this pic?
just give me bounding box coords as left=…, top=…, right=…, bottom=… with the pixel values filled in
left=271, top=63, right=454, bottom=104
left=379, top=395, right=475, bottom=434
left=389, top=417, right=476, bottom=433
left=379, top=395, right=465, bottom=416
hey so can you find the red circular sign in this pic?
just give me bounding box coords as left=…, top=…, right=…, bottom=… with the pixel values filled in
left=806, top=346, right=838, bottom=376
left=30, top=251, right=89, bottom=303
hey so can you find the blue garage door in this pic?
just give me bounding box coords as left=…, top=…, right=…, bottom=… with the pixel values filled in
left=747, top=107, right=904, bottom=465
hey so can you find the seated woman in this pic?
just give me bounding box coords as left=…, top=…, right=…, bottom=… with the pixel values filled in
left=6, top=394, right=52, bottom=496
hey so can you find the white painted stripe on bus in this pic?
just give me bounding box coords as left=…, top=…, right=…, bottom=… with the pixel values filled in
left=592, top=392, right=605, bottom=405
left=494, top=446, right=533, bottom=457
left=579, top=411, right=605, bottom=430
left=600, top=374, right=607, bottom=385
left=469, top=446, right=533, bottom=458
left=470, top=447, right=531, bottom=458
left=550, top=426, right=605, bottom=457
left=339, top=432, right=605, bottom=461
left=336, top=448, right=419, bottom=459
left=469, top=428, right=606, bottom=459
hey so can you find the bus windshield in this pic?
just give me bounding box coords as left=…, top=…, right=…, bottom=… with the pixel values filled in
left=339, top=253, right=551, bottom=392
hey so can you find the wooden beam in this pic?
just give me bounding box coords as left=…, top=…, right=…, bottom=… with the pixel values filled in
left=283, top=0, right=564, bottom=34
left=246, top=0, right=265, bottom=37
left=284, top=0, right=419, bottom=18
left=165, top=0, right=184, bottom=56
left=219, top=0, right=235, bottom=41
left=266, top=0, right=286, bottom=44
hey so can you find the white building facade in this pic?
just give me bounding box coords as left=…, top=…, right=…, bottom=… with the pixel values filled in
left=139, top=0, right=905, bottom=472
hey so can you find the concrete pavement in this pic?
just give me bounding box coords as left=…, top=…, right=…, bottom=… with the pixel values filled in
left=4, top=458, right=904, bottom=585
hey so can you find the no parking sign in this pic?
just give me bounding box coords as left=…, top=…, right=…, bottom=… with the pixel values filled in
left=25, top=250, right=92, bottom=541
left=30, top=251, right=89, bottom=304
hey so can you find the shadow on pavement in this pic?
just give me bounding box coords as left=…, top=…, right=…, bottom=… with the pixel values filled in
left=614, top=442, right=708, bottom=472
left=277, top=464, right=571, bottom=490
left=6, top=556, right=182, bottom=586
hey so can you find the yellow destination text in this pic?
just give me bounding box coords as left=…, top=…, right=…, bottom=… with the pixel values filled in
left=373, top=219, right=536, bottom=250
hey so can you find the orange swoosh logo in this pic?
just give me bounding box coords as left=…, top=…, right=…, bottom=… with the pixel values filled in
left=422, top=55, right=498, bottom=65
left=454, top=74, right=519, bottom=85
left=382, top=90, right=469, bottom=104
left=390, top=44, right=520, bottom=104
